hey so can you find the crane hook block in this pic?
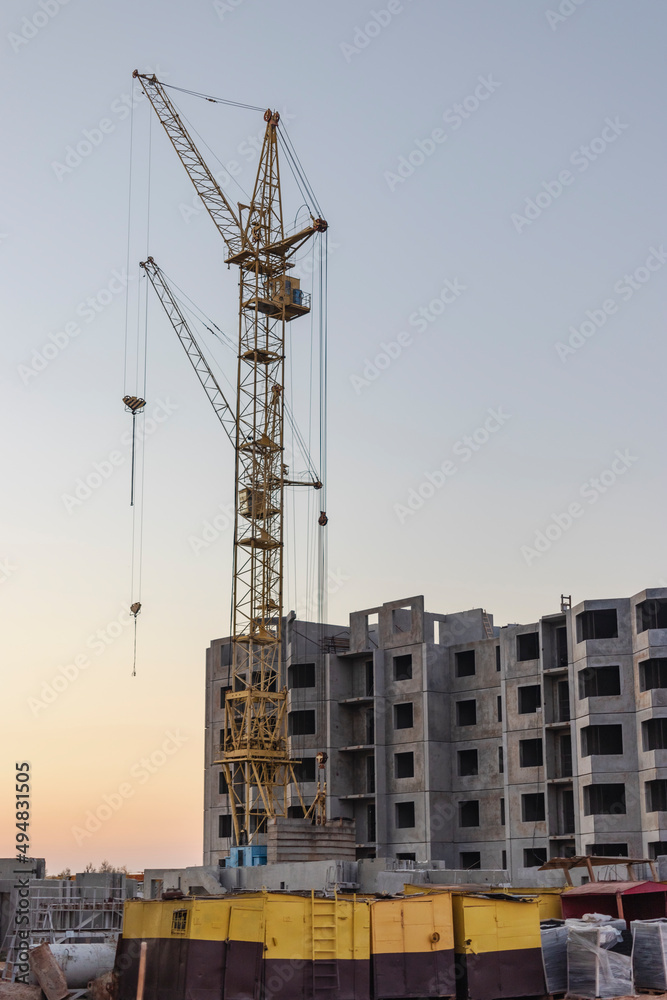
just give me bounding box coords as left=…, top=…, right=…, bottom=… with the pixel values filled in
left=123, top=395, right=147, bottom=414
left=318, top=511, right=328, bottom=527
left=130, top=602, right=142, bottom=617
left=313, top=218, right=328, bottom=233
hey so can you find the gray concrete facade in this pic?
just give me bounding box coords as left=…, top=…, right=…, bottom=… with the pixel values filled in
left=203, top=589, right=667, bottom=880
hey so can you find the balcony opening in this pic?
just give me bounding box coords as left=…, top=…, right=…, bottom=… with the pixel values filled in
left=459, top=800, right=480, bottom=827
left=517, top=632, right=540, bottom=661
left=455, top=650, right=476, bottom=677
left=394, top=654, right=413, bottom=681
left=520, top=738, right=543, bottom=768
left=640, top=658, right=667, bottom=692
left=646, top=780, right=667, bottom=812
left=367, top=803, right=376, bottom=842
left=649, top=841, right=667, bottom=858
left=460, top=851, right=481, bottom=870
left=288, top=709, right=316, bottom=736
left=557, top=679, right=571, bottom=721
left=581, top=724, right=623, bottom=756
left=584, top=783, right=626, bottom=815
left=458, top=748, right=478, bottom=776
left=557, top=734, right=573, bottom=777
left=218, top=814, right=232, bottom=838
left=292, top=757, right=317, bottom=783
left=365, top=659, right=374, bottom=696
left=576, top=609, right=618, bottom=641
left=578, top=664, right=621, bottom=698
left=518, top=684, right=541, bottom=714
left=521, top=793, right=545, bottom=822
left=366, top=707, right=375, bottom=744
left=524, top=848, right=547, bottom=867
left=395, top=751, right=414, bottom=779
left=392, top=606, right=412, bottom=634
left=560, top=789, right=575, bottom=834
left=555, top=626, right=568, bottom=667
left=586, top=843, right=628, bottom=857
left=395, top=801, right=415, bottom=829
left=396, top=852, right=416, bottom=862
left=394, top=702, right=414, bottom=730
left=288, top=662, right=316, bottom=689
left=219, top=771, right=228, bottom=795
left=456, top=699, right=477, bottom=726
left=637, top=599, right=667, bottom=632
left=367, top=755, right=376, bottom=792
left=643, top=717, right=667, bottom=751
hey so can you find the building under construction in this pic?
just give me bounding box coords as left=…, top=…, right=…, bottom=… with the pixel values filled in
left=204, top=587, right=667, bottom=877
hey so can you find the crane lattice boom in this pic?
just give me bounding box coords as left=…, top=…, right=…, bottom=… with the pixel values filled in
left=134, top=71, right=327, bottom=844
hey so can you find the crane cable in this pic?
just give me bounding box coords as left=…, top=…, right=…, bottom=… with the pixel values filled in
left=318, top=231, right=329, bottom=635
left=159, top=81, right=265, bottom=113
left=277, top=126, right=324, bottom=219
left=124, top=108, right=152, bottom=676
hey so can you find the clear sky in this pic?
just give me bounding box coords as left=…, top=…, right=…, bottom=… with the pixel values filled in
left=1, top=0, right=665, bottom=873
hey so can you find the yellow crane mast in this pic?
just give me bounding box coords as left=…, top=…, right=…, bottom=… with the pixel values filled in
left=133, top=71, right=327, bottom=845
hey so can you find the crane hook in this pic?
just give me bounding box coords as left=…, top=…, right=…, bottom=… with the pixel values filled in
left=318, top=511, right=328, bottom=527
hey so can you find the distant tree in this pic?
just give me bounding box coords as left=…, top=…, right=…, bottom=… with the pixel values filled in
left=98, top=860, right=130, bottom=873
left=45, top=867, right=71, bottom=879
left=83, top=862, right=96, bottom=872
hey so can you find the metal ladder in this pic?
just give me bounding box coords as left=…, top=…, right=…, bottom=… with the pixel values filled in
left=311, top=893, right=339, bottom=993
left=482, top=611, right=494, bottom=639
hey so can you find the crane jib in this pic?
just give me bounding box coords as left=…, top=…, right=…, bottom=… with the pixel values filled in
left=133, top=67, right=328, bottom=844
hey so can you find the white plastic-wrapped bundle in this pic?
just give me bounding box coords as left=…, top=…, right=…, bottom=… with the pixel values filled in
left=632, top=918, right=667, bottom=990
left=541, top=920, right=568, bottom=993
left=567, top=925, right=633, bottom=999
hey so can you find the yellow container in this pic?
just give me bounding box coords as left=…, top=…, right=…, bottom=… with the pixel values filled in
left=116, top=892, right=371, bottom=1000
left=451, top=893, right=546, bottom=1000
left=371, top=893, right=455, bottom=999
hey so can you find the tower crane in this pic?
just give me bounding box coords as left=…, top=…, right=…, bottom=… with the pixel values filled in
left=133, top=71, right=327, bottom=846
